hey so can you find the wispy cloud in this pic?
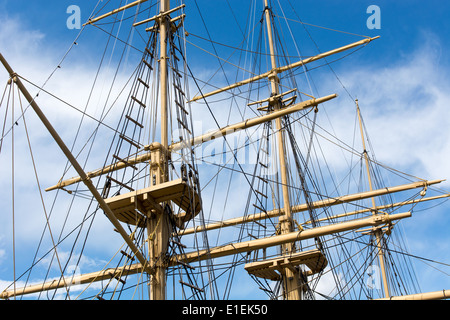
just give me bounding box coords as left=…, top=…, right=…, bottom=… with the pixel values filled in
left=0, top=13, right=131, bottom=297
left=322, top=31, right=450, bottom=187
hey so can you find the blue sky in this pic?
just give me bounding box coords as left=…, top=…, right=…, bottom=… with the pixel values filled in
left=1, top=0, right=449, bottom=84
left=0, top=0, right=449, bottom=300
left=1, top=0, right=449, bottom=64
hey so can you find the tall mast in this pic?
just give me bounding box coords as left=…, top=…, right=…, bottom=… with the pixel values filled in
left=147, top=0, right=171, bottom=300
left=263, top=0, right=302, bottom=300
left=356, top=99, right=390, bottom=298
left=160, top=0, right=170, bottom=149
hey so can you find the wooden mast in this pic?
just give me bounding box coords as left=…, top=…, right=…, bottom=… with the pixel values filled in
left=159, top=0, right=169, bottom=150
left=83, top=0, right=177, bottom=301
left=263, top=0, right=302, bottom=300
left=147, top=0, right=171, bottom=300
left=356, top=99, right=390, bottom=298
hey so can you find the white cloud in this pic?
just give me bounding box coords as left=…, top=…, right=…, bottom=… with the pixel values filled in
left=323, top=32, right=450, bottom=295
left=0, top=15, right=46, bottom=70
left=0, top=13, right=132, bottom=292
left=325, top=32, right=450, bottom=187
left=0, top=249, right=5, bottom=266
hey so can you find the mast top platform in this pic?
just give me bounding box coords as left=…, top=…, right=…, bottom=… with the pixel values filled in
left=245, top=249, right=328, bottom=281
left=104, top=178, right=201, bottom=227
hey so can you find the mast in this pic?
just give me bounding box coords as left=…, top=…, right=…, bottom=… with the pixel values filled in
left=147, top=0, right=171, bottom=300
left=263, top=0, right=302, bottom=300
left=356, top=99, right=390, bottom=298
left=160, top=0, right=170, bottom=150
